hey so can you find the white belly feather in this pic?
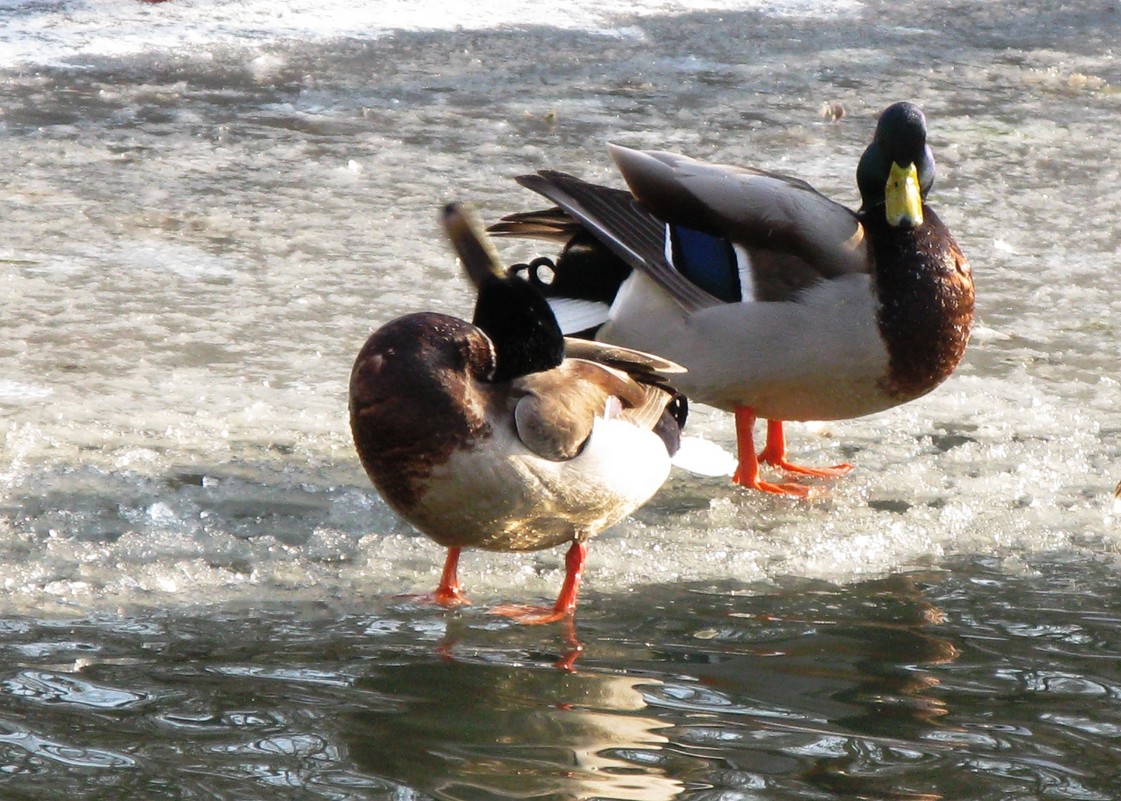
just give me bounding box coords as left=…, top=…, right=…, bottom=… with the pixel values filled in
left=407, top=416, right=671, bottom=552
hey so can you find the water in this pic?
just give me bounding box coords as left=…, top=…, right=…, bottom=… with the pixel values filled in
left=1, top=557, right=1120, bottom=799
left=0, top=0, right=1119, bottom=797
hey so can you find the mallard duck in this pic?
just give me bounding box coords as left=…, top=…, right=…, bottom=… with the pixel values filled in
left=349, top=204, right=688, bottom=623
left=489, top=102, right=975, bottom=496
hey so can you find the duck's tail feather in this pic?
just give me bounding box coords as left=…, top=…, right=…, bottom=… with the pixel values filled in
left=495, top=228, right=630, bottom=338
left=511, top=172, right=666, bottom=275
left=490, top=171, right=720, bottom=336
left=441, top=202, right=504, bottom=286
left=508, top=171, right=720, bottom=313
left=486, top=206, right=581, bottom=243
left=562, top=338, right=684, bottom=380
left=671, top=435, right=738, bottom=477
left=489, top=178, right=642, bottom=338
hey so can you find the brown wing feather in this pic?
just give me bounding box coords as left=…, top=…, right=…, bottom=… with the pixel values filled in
left=510, top=360, right=673, bottom=461
left=487, top=207, right=583, bottom=244
left=563, top=338, right=684, bottom=377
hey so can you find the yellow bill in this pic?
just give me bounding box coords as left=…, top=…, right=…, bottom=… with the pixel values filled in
left=885, top=161, right=924, bottom=228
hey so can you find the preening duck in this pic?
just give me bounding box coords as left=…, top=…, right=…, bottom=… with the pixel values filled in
left=349, top=204, right=688, bottom=623
left=490, top=102, right=975, bottom=496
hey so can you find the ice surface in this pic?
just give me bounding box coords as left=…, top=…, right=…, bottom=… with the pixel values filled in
left=0, top=0, right=860, bottom=68
left=0, top=1, right=1119, bottom=615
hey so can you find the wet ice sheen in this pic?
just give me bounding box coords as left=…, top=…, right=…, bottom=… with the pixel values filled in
left=2, top=4, right=1117, bottom=611
left=0, top=561, right=1117, bottom=798
left=1, top=0, right=1121, bottom=799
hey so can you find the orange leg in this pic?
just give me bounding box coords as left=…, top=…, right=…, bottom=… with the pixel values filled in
left=432, top=547, right=470, bottom=606
left=396, top=547, right=472, bottom=607
left=730, top=408, right=810, bottom=497
left=758, top=419, right=853, bottom=477
left=491, top=540, right=587, bottom=625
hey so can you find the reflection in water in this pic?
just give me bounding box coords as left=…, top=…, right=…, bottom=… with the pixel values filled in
left=436, top=612, right=586, bottom=673
left=807, top=578, right=961, bottom=801
left=345, top=661, right=689, bottom=801
left=1, top=670, right=153, bottom=710
left=346, top=574, right=966, bottom=801
left=0, top=0, right=1120, bottom=796
left=0, top=718, right=136, bottom=770
left=634, top=574, right=963, bottom=800
left=0, top=562, right=1118, bottom=798
left=820, top=578, right=960, bottom=741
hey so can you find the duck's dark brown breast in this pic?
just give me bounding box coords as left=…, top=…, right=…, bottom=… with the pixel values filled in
left=868, top=206, right=975, bottom=401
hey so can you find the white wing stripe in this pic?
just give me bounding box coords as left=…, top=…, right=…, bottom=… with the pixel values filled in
left=733, top=243, right=756, bottom=303
left=549, top=297, right=611, bottom=334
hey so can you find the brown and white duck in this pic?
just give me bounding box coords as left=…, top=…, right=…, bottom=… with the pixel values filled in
left=489, top=102, right=975, bottom=496
left=349, top=204, right=689, bottom=623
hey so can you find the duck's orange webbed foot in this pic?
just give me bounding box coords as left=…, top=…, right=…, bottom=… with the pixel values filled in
left=392, top=589, right=471, bottom=608
left=757, top=420, right=852, bottom=477
left=395, top=547, right=472, bottom=607
left=766, top=460, right=853, bottom=478
left=489, top=540, right=586, bottom=625
left=731, top=465, right=812, bottom=497
left=489, top=604, right=572, bottom=625
left=732, top=408, right=812, bottom=497
left=430, top=586, right=471, bottom=607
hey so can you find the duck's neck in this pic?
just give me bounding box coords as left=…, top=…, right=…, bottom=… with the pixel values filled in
left=866, top=205, right=975, bottom=401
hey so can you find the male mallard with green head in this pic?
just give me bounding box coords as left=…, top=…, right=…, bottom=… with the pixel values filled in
left=490, top=102, right=974, bottom=496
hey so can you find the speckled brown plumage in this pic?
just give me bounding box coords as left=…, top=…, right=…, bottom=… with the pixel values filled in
left=869, top=206, right=974, bottom=401
left=349, top=312, right=494, bottom=513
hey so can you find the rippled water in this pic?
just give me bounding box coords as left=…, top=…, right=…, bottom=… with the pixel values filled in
left=1, top=557, right=1120, bottom=799
left=1, top=0, right=1120, bottom=798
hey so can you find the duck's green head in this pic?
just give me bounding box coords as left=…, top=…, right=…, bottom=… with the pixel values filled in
left=856, top=102, right=936, bottom=228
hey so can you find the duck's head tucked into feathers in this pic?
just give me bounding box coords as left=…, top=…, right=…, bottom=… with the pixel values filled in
left=856, top=102, right=936, bottom=228
left=350, top=203, right=700, bottom=620
left=349, top=312, right=495, bottom=511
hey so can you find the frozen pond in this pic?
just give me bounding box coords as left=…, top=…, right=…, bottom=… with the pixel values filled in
left=1, top=0, right=1120, bottom=797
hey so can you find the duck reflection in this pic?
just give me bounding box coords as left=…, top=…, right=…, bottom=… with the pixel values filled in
left=344, top=661, right=691, bottom=801
left=813, top=576, right=959, bottom=740
left=673, top=574, right=957, bottom=729
left=645, top=573, right=959, bottom=800
left=813, top=577, right=958, bottom=801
